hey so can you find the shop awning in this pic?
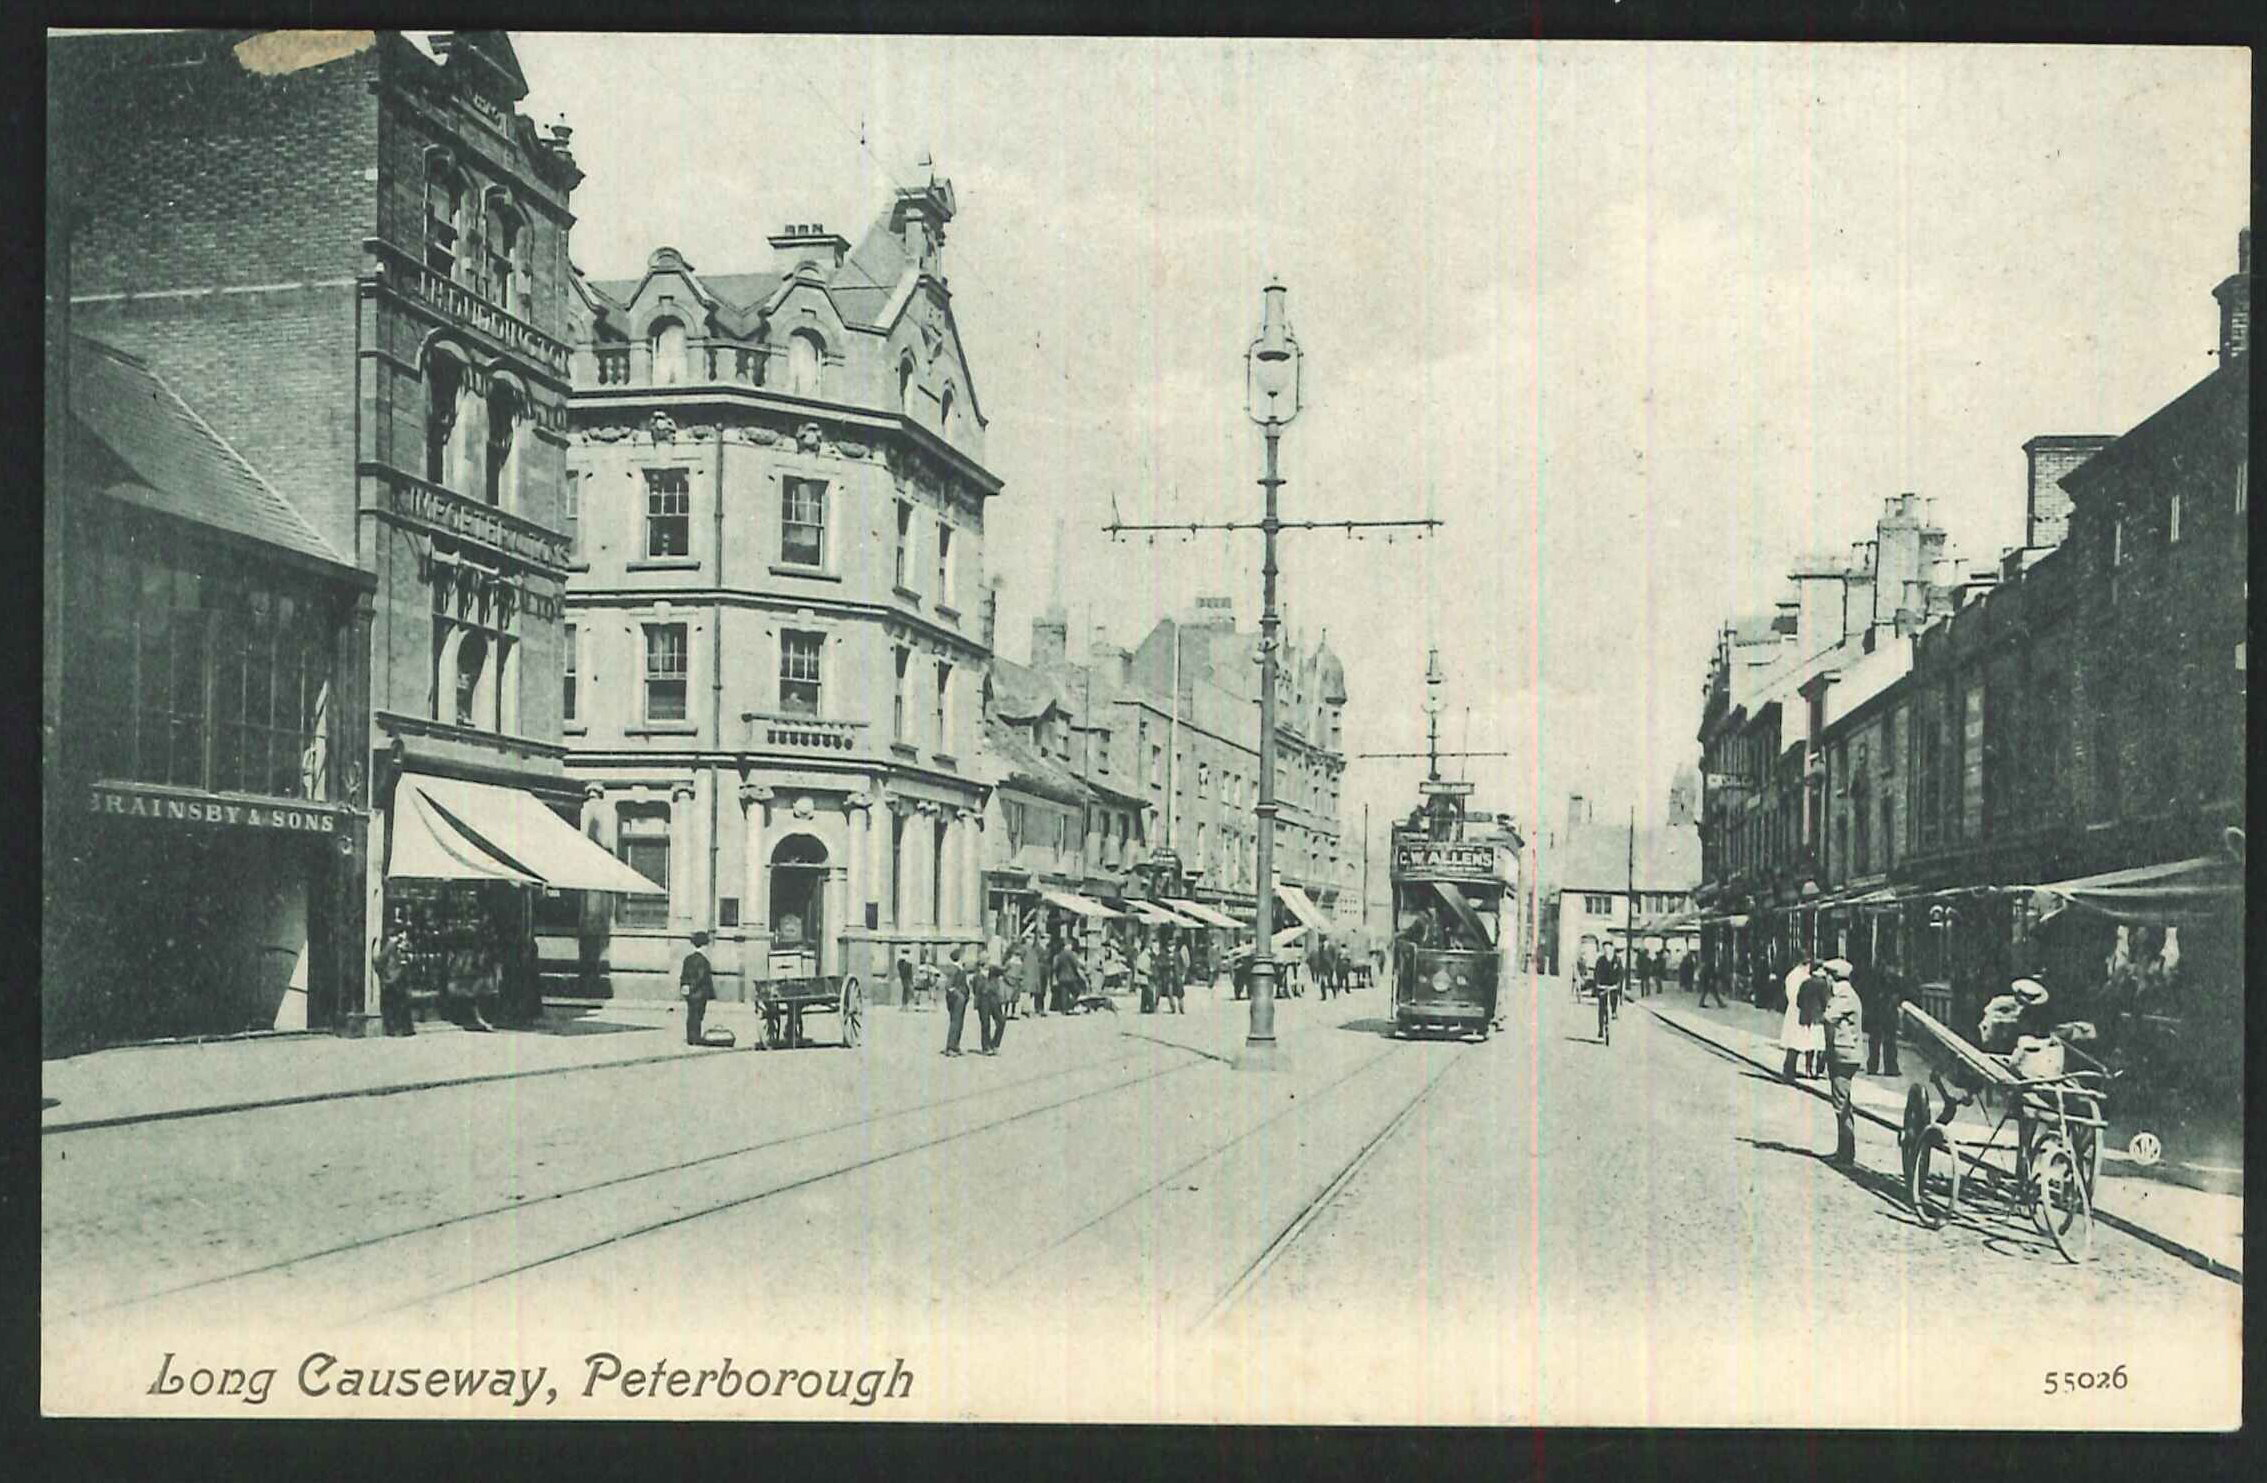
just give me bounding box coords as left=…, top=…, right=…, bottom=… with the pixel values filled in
left=2020, top=855, right=2245, bottom=926
left=1274, top=882, right=1329, bottom=931
left=1039, top=888, right=1122, bottom=920
left=1127, top=900, right=1194, bottom=927
left=389, top=775, right=664, bottom=894
left=1164, top=897, right=1241, bottom=929
left=1272, top=925, right=1310, bottom=952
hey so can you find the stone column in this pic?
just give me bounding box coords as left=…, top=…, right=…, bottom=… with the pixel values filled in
left=954, top=806, right=982, bottom=931
left=915, top=799, right=942, bottom=931
left=670, top=782, right=697, bottom=931
left=844, top=790, right=873, bottom=932
left=740, top=782, right=773, bottom=983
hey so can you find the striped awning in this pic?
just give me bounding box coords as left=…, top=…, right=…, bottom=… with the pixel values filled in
left=1274, top=882, right=1329, bottom=930
left=1163, top=897, right=1241, bottom=929
left=1039, top=888, right=1122, bottom=920
left=1128, top=900, right=1199, bottom=927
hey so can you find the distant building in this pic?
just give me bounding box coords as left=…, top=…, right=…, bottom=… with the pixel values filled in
left=1548, top=792, right=1701, bottom=981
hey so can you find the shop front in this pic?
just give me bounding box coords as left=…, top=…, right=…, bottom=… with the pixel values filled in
left=375, top=764, right=664, bottom=1026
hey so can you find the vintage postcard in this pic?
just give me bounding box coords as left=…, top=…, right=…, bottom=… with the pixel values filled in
left=42, top=31, right=2245, bottom=1429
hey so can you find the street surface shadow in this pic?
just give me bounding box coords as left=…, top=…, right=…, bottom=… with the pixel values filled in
left=1737, top=1135, right=2062, bottom=1256
left=525, top=1011, right=665, bottom=1037
left=1337, top=1018, right=1397, bottom=1036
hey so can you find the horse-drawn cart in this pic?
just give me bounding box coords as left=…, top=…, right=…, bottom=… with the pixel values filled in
left=752, top=974, right=863, bottom=1050
left=1897, top=1002, right=2112, bottom=1263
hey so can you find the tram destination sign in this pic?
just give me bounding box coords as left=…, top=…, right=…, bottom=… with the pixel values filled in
left=1394, top=841, right=1496, bottom=875
left=88, top=780, right=346, bottom=834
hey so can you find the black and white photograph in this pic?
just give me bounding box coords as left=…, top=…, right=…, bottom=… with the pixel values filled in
left=40, top=29, right=2246, bottom=1429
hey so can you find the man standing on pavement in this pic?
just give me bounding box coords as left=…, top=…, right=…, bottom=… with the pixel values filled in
left=1694, top=946, right=1727, bottom=1008
left=1863, top=958, right=1904, bottom=1076
left=1136, top=936, right=1157, bottom=1014
left=1821, top=958, right=1866, bottom=1165
left=680, top=931, right=716, bottom=1047
left=1051, top=933, right=1084, bottom=1015
left=974, top=952, right=1006, bottom=1056
left=941, top=945, right=971, bottom=1057
left=1161, top=937, right=1186, bottom=1014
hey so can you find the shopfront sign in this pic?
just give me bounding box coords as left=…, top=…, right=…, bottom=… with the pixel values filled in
left=386, top=478, right=571, bottom=571
left=1394, top=841, right=1495, bottom=875
left=88, top=780, right=348, bottom=835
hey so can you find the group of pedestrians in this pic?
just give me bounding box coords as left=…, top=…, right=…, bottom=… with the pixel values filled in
left=373, top=918, right=525, bottom=1036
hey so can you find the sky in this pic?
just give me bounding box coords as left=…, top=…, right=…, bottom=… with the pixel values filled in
left=514, top=36, right=2248, bottom=874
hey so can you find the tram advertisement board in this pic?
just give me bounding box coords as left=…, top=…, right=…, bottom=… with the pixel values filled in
left=1393, top=840, right=1495, bottom=877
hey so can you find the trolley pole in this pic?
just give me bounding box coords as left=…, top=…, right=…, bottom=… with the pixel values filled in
left=1104, top=280, right=1440, bottom=1067
left=1246, top=420, right=1287, bottom=1057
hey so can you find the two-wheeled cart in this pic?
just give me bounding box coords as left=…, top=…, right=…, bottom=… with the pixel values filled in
left=1897, top=1002, right=2111, bottom=1263
left=752, top=973, right=864, bottom=1050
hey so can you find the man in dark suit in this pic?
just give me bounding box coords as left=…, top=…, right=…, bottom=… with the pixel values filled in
left=681, top=931, right=716, bottom=1046
left=941, top=946, right=971, bottom=1056
left=975, top=953, right=1007, bottom=1055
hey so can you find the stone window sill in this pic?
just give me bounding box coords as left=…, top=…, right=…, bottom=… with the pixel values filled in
left=627, top=721, right=699, bottom=736
left=770, top=563, right=841, bottom=582
left=935, top=603, right=961, bottom=623
left=627, top=557, right=701, bottom=572
left=932, top=753, right=959, bottom=768
left=564, top=722, right=588, bottom=736
left=889, top=742, right=920, bottom=759
left=892, top=585, right=924, bottom=605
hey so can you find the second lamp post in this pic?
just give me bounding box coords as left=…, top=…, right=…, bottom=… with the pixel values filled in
left=1241, top=279, right=1302, bottom=1066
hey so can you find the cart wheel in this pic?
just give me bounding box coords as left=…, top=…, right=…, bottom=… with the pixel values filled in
left=2070, top=1121, right=2102, bottom=1200
left=840, top=976, right=863, bottom=1049
left=1908, top=1123, right=1958, bottom=1230
left=1899, top=1084, right=1931, bottom=1183
left=2033, top=1136, right=2093, bottom=1263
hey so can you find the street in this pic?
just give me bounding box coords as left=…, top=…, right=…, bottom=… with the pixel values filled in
left=42, top=977, right=2237, bottom=1426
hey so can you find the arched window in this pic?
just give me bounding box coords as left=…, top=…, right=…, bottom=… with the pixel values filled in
left=650, top=317, right=687, bottom=386
left=898, top=354, right=917, bottom=415
left=786, top=330, right=824, bottom=397
left=424, top=156, right=465, bottom=277
left=424, top=349, right=466, bottom=488
left=939, top=385, right=957, bottom=436
left=483, top=192, right=529, bottom=313
left=483, top=381, right=520, bottom=508
left=454, top=631, right=488, bottom=728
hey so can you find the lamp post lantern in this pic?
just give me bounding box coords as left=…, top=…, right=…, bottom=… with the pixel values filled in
left=1241, top=279, right=1301, bottom=1066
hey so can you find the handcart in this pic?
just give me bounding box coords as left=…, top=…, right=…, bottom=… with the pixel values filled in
left=1897, top=1002, right=2112, bottom=1263
left=753, top=974, right=864, bottom=1050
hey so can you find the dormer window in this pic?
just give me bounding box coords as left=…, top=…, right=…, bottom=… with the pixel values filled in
left=650, top=317, right=688, bottom=386
left=786, top=330, right=824, bottom=398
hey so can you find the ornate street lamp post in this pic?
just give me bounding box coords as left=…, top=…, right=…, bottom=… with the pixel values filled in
left=1241, top=280, right=1302, bottom=1065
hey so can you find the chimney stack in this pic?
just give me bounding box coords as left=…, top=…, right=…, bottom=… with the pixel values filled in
left=1031, top=608, right=1068, bottom=669
left=768, top=223, right=850, bottom=276
left=2215, top=226, right=2251, bottom=365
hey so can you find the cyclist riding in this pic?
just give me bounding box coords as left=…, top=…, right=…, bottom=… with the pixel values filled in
left=1595, top=946, right=1624, bottom=1042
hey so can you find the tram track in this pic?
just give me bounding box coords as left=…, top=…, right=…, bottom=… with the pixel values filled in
left=51, top=1034, right=1207, bottom=1324
left=347, top=1041, right=1223, bottom=1325
left=1191, top=1037, right=1479, bottom=1331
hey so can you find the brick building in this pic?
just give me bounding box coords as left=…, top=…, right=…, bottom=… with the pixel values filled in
left=51, top=30, right=643, bottom=1040
left=561, top=167, right=1001, bottom=999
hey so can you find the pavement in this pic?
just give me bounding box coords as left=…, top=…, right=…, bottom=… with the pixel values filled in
left=1638, top=990, right=2243, bottom=1282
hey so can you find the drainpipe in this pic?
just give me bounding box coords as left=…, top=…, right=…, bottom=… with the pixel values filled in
left=710, top=420, right=726, bottom=969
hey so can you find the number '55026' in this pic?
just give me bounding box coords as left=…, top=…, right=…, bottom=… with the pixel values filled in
left=2044, top=1367, right=2127, bottom=1394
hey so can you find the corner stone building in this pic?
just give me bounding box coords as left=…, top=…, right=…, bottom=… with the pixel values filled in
left=563, top=169, right=1000, bottom=999
left=52, top=30, right=590, bottom=1036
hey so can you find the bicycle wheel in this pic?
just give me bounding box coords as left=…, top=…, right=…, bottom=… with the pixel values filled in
left=1908, top=1123, right=1958, bottom=1230
left=2034, top=1137, right=2093, bottom=1263
left=1599, top=999, right=1611, bottom=1045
